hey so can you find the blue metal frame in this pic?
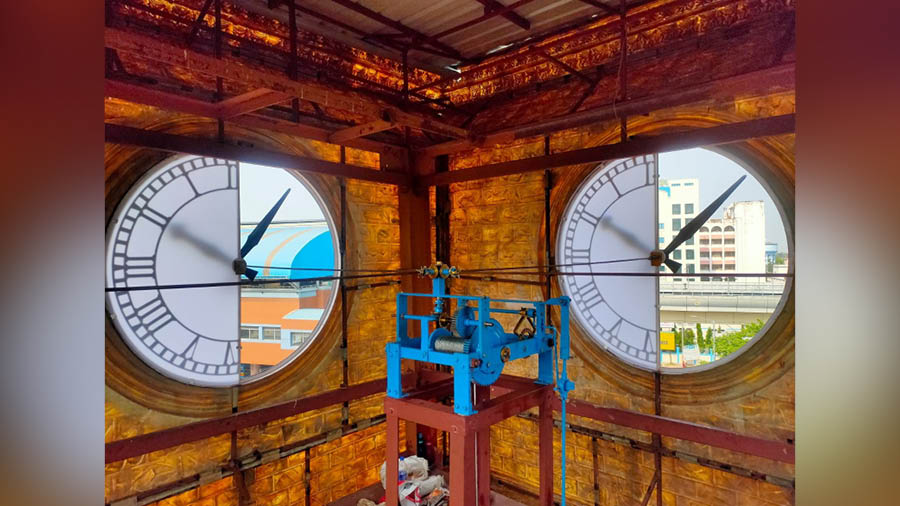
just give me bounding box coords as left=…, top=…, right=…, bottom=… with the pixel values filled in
left=386, top=265, right=572, bottom=417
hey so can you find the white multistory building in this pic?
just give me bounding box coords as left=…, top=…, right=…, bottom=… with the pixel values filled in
left=699, top=201, right=766, bottom=276
left=658, top=178, right=700, bottom=279
left=659, top=178, right=766, bottom=280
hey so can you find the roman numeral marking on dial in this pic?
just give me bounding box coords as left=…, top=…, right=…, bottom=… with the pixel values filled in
left=570, top=281, right=603, bottom=309
left=140, top=207, right=169, bottom=227
left=579, top=211, right=599, bottom=227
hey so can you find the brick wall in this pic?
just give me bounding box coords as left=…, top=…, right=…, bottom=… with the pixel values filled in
left=141, top=422, right=407, bottom=506
left=448, top=102, right=795, bottom=505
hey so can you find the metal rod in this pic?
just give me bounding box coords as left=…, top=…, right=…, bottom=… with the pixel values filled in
left=618, top=0, right=628, bottom=143
left=339, top=148, right=350, bottom=424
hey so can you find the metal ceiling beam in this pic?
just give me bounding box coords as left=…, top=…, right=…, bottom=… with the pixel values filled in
left=217, top=89, right=291, bottom=118
left=105, top=375, right=413, bottom=463
left=534, top=48, right=592, bottom=83
left=420, top=114, right=796, bottom=186
left=475, top=0, right=531, bottom=31
left=328, top=116, right=399, bottom=144
left=433, top=0, right=541, bottom=39
left=104, top=79, right=404, bottom=153
left=327, top=0, right=463, bottom=60
left=420, top=63, right=795, bottom=156
left=560, top=397, right=794, bottom=463
left=577, top=0, right=618, bottom=16
left=105, top=27, right=468, bottom=139
left=105, top=123, right=413, bottom=186
left=185, top=0, right=215, bottom=45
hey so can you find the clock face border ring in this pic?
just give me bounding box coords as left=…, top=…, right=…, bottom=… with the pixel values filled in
left=104, top=126, right=347, bottom=417
left=543, top=129, right=794, bottom=404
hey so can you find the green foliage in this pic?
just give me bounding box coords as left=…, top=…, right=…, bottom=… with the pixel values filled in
left=696, top=323, right=705, bottom=351
left=713, top=320, right=765, bottom=358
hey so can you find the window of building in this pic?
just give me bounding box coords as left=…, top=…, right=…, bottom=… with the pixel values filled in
left=672, top=250, right=682, bottom=260
left=684, top=182, right=694, bottom=186
left=261, top=327, right=281, bottom=341
left=685, top=203, right=694, bottom=214
left=291, top=331, right=312, bottom=347
left=240, top=326, right=260, bottom=340
left=687, top=264, right=695, bottom=274
left=724, top=225, right=735, bottom=232
left=659, top=237, right=665, bottom=244
left=711, top=226, right=722, bottom=232
left=686, top=237, right=694, bottom=245
left=673, top=218, right=681, bottom=230
left=659, top=222, right=664, bottom=229
left=686, top=250, right=695, bottom=260
left=672, top=204, right=681, bottom=215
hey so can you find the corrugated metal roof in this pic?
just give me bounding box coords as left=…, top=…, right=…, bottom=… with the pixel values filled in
left=235, top=0, right=637, bottom=72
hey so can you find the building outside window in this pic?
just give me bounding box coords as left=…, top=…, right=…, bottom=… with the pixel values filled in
left=241, top=326, right=260, bottom=340
left=672, top=204, right=681, bottom=215
left=686, top=250, right=695, bottom=260
left=685, top=203, right=694, bottom=214
left=673, top=218, right=681, bottom=230
left=672, top=250, right=682, bottom=260
left=291, top=331, right=312, bottom=347
left=262, top=327, right=281, bottom=341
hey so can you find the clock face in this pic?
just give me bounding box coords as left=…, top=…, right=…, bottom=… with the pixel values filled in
left=557, top=155, right=660, bottom=370
left=106, top=156, right=241, bottom=387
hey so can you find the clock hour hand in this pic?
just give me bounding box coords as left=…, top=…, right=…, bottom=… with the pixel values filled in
left=660, top=175, right=746, bottom=273
left=238, top=188, right=291, bottom=281
left=600, top=217, right=648, bottom=253
left=168, top=223, right=234, bottom=266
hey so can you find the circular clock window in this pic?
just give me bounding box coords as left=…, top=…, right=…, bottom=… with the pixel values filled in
left=556, top=148, right=791, bottom=372
left=106, top=156, right=338, bottom=387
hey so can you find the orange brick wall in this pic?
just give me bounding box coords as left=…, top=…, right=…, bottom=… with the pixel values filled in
left=449, top=99, right=795, bottom=505
left=142, top=422, right=407, bottom=506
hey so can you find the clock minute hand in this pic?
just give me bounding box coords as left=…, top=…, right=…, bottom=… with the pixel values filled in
left=238, top=188, right=291, bottom=280
left=661, top=175, right=746, bottom=273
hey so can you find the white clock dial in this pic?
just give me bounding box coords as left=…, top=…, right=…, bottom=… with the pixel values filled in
left=557, top=155, right=660, bottom=370
left=106, top=156, right=241, bottom=387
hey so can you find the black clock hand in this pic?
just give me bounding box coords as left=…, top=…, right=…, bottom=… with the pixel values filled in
left=238, top=188, right=291, bottom=280
left=600, top=217, right=649, bottom=253
left=168, top=223, right=234, bottom=266
left=661, top=175, right=746, bottom=273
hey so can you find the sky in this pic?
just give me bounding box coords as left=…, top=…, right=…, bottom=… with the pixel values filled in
left=659, top=148, right=789, bottom=252
left=239, top=163, right=325, bottom=223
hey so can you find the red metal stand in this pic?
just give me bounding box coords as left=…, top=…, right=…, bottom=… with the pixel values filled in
left=385, top=374, right=555, bottom=506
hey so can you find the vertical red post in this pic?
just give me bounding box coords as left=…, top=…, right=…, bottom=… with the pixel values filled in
left=476, top=385, right=492, bottom=505
left=385, top=405, right=400, bottom=506
left=450, top=428, right=476, bottom=506
left=539, top=391, right=554, bottom=505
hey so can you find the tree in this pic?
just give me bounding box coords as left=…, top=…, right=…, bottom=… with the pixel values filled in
left=705, top=328, right=714, bottom=353
left=713, top=320, right=765, bottom=358
left=696, top=323, right=705, bottom=351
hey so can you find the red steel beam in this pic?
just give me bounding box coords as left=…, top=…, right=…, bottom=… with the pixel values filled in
left=217, top=88, right=291, bottom=118
left=104, top=123, right=412, bottom=186
left=420, top=62, right=795, bottom=156
left=185, top=0, right=215, bottom=45
left=420, top=114, right=796, bottom=186
left=105, top=376, right=412, bottom=463
left=475, top=0, right=531, bottom=31
left=105, top=78, right=404, bottom=153
left=558, top=397, right=794, bottom=463
left=328, top=0, right=462, bottom=60
left=434, top=0, right=542, bottom=40
left=578, top=0, right=618, bottom=16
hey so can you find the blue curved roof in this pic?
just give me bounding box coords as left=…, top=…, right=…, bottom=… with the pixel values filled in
left=240, top=222, right=335, bottom=279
